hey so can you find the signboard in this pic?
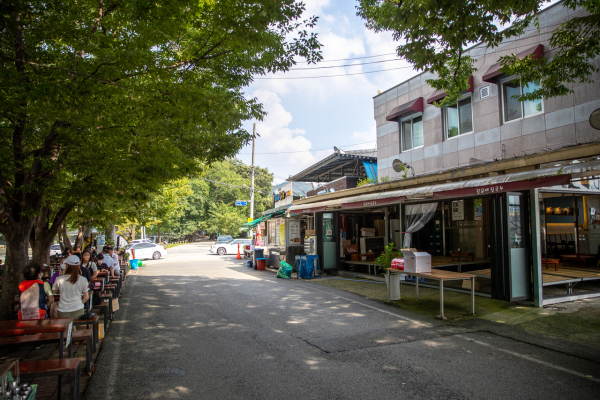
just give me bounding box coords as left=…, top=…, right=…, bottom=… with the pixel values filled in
left=235, top=201, right=248, bottom=206
left=474, top=198, right=483, bottom=221
left=247, top=218, right=253, bottom=223
left=288, top=220, right=301, bottom=244
left=279, top=220, right=286, bottom=246
left=452, top=200, right=464, bottom=221
left=97, top=234, right=106, bottom=246
left=433, top=175, right=571, bottom=200
left=341, top=196, right=405, bottom=210
left=289, top=206, right=327, bottom=215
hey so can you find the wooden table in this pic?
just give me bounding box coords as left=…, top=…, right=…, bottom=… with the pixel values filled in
left=542, top=258, right=560, bottom=271
left=0, top=318, right=73, bottom=400
left=450, top=252, right=474, bottom=262
left=387, top=269, right=477, bottom=320
left=562, top=254, right=596, bottom=267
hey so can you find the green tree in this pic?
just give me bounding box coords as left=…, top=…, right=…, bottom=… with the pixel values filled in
left=357, top=0, right=599, bottom=106
left=0, top=0, right=320, bottom=319
left=203, top=203, right=247, bottom=237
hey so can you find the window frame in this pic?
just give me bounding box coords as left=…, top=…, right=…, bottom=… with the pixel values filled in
left=443, top=93, right=474, bottom=141
left=399, top=112, right=424, bottom=152
left=500, top=75, right=544, bottom=124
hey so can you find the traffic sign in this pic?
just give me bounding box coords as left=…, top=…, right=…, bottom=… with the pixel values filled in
left=235, top=201, right=248, bottom=206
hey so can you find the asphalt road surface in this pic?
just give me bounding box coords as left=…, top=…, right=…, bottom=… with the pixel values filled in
left=85, top=243, right=600, bottom=399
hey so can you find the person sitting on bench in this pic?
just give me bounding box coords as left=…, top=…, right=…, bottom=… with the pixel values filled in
left=18, top=263, right=54, bottom=320
left=107, top=246, right=120, bottom=278
left=52, top=255, right=90, bottom=321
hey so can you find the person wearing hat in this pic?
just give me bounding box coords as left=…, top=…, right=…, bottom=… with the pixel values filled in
left=52, top=255, right=90, bottom=320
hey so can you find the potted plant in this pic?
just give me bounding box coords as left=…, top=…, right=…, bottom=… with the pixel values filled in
left=375, top=243, right=403, bottom=300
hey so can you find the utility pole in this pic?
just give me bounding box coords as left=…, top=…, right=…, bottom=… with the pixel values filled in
left=249, top=123, right=256, bottom=235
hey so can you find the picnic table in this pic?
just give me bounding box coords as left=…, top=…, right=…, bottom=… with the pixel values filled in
left=342, top=260, right=378, bottom=275
left=0, top=318, right=73, bottom=399
left=387, top=269, right=476, bottom=320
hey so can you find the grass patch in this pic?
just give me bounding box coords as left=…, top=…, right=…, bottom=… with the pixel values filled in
left=309, top=278, right=512, bottom=321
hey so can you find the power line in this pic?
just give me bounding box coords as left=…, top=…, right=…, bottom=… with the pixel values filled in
left=254, top=65, right=414, bottom=80
left=197, top=177, right=268, bottom=194
left=238, top=139, right=376, bottom=155
left=290, top=58, right=403, bottom=70
left=296, top=52, right=397, bottom=64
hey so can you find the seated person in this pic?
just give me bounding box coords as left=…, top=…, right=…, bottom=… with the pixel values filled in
left=18, top=263, right=54, bottom=320
left=52, top=255, right=90, bottom=320
left=95, top=253, right=109, bottom=270
left=80, top=250, right=98, bottom=279
left=107, top=246, right=120, bottom=277
left=100, top=249, right=114, bottom=273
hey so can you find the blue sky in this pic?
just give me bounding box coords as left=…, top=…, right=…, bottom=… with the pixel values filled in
left=237, top=0, right=421, bottom=183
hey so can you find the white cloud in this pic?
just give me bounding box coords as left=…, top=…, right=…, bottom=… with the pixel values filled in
left=346, top=127, right=376, bottom=150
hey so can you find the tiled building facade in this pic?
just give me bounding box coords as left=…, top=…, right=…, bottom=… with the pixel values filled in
left=374, top=2, right=600, bottom=180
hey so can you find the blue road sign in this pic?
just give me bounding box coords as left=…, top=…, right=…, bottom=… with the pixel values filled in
left=235, top=201, right=248, bottom=206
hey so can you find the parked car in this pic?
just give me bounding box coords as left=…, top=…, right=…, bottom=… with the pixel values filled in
left=214, top=235, right=233, bottom=245
left=124, top=242, right=167, bottom=260
left=49, top=244, right=62, bottom=257
left=210, top=239, right=252, bottom=255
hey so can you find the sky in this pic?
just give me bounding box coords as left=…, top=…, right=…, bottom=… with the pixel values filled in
left=236, top=0, right=421, bottom=184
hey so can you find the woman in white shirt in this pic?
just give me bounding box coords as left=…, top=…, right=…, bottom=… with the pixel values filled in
left=52, top=255, right=90, bottom=320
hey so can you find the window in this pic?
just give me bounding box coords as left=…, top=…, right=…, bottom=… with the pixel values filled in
left=400, top=114, right=423, bottom=151
left=502, top=78, right=543, bottom=122
left=444, top=95, right=473, bottom=139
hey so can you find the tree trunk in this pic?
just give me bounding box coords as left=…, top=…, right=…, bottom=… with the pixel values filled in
left=31, top=205, right=73, bottom=267
left=157, top=226, right=162, bottom=244
left=0, top=224, right=33, bottom=320
left=75, top=225, right=83, bottom=248
left=105, top=224, right=115, bottom=246
left=60, top=224, right=71, bottom=251
left=130, top=225, right=136, bottom=241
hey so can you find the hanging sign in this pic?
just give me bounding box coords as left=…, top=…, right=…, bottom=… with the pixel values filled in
left=474, top=198, right=483, bottom=221
left=235, top=201, right=248, bottom=206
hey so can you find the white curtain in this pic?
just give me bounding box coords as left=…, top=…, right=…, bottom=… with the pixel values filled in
left=403, top=203, right=438, bottom=248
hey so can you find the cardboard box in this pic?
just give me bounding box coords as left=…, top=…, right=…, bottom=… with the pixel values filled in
left=361, top=228, right=376, bottom=237
left=305, top=230, right=315, bottom=236
left=462, top=280, right=480, bottom=290
left=402, top=251, right=431, bottom=273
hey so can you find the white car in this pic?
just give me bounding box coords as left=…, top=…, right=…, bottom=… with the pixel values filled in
left=125, top=242, right=167, bottom=260
left=49, top=244, right=62, bottom=256
left=128, top=239, right=154, bottom=245
left=210, top=239, right=253, bottom=255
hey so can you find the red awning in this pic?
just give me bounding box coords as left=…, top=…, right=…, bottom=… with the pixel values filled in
left=341, top=195, right=405, bottom=210
left=482, top=45, right=544, bottom=83
left=426, top=76, right=474, bottom=105
left=432, top=175, right=570, bottom=200
left=385, top=97, right=424, bottom=122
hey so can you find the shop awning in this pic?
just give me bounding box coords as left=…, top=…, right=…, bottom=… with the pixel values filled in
left=287, top=160, right=600, bottom=213
left=426, top=76, right=474, bottom=105
left=243, top=216, right=267, bottom=228
left=385, top=97, right=424, bottom=122
left=482, top=45, right=544, bottom=83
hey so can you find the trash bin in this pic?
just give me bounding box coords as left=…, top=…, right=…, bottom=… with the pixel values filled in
left=256, top=258, right=266, bottom=270
left=386, top=272, right=401, bottom=300
left=254, top=249, right=264, bottom=259
left=266, top=254, right=280, bottom=269
left=129, top=259, right=139, bottom=270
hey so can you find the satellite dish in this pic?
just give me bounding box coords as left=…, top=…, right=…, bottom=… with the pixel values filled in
left=392, top=159, right=405, bottom=173
left=590, top=108, right=600, bottom=130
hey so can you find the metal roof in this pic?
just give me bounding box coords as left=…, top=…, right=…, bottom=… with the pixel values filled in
left=287, top=149, right=377, bottom=183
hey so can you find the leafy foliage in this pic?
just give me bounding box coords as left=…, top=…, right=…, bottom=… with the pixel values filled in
left=375, top=243, right=403, bottom=275
left=357, top=0, right=599, bottom=104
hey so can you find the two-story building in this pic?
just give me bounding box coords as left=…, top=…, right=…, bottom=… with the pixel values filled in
left=286, top=1, right=600, bottom=306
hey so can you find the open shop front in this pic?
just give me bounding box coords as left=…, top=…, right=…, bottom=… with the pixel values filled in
left=532, top=163, right=600, bottom=305
left=288, top=160, right=600, bottom=305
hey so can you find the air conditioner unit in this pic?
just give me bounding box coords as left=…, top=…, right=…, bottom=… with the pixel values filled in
left=480, top=85, right=490, bottom=99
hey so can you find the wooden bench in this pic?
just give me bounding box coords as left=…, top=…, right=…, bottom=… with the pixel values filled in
left=20, top=358, right=81, bottom=400
left=0, top=330, right=93, bottom=373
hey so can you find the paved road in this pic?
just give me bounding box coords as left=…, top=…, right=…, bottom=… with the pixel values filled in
left=85, top=243, right=600, bottom=399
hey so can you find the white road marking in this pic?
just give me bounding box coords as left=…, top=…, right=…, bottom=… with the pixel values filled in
left=456, top=334, right=600, bottom=383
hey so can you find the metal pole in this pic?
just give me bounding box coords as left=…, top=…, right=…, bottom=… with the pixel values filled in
left=250, top=123, right=256, bottom=235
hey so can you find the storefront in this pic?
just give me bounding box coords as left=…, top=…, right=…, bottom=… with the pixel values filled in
left=287, top=159, right=600, bottom=306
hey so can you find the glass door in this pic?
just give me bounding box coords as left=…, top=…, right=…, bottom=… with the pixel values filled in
left=507, top=193, right=531, bottom=301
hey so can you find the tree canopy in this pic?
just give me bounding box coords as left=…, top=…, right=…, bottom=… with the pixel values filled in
left=0, top=0, right=320, bottom=319
left=357, top=0, right=599, bottom=107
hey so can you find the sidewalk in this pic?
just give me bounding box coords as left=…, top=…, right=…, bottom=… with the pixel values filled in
left=305, top=277, right=600, bottom=348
